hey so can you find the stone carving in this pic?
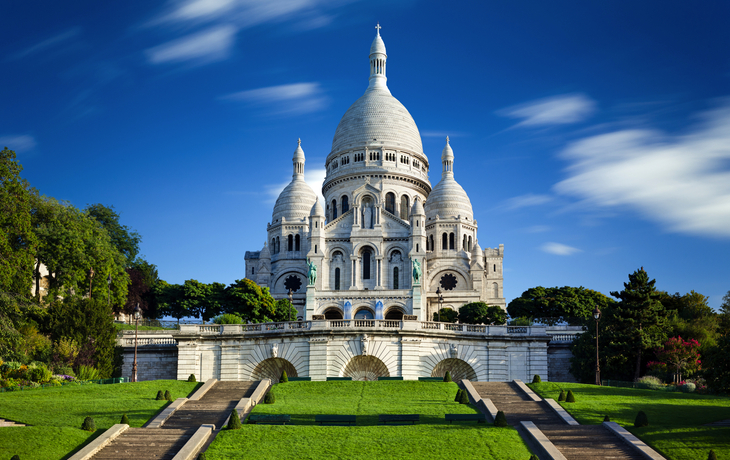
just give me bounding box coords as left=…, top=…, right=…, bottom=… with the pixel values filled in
left=307, top=259, right=317, bottom=285
left=403, top=315, right=418, bottom=321
left=363, top=204, right=373, bottom=229
left=272, top=343, right=279, bottom=358
left=312, top=315, right=325, bottom=320
left=412, top=258, right=421, bottom=284
left=449, top=343, right=457, bottom=359
left=361, top=334, right=369, bottom=355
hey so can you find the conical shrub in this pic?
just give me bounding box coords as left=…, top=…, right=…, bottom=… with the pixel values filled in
left=566, top=390, right=576, bottom=403
left=164, top=390, right=172, bottom=401
left=280, top=370, right=288, bottom=383
left=458, top=389, right=470, bottom=405
left=187, top=374, right=197, bottom=383
left=156, top=390, right=164, bottom=400
left=529, top=455, right=539, bottom=460
left=708, top=450, right=717, bottom=460
left=264, top=391, right=275, bottom=404
left=120, top=414, right=130, bottom=424
left=603, top=415, right=610, bottom=422
left=494, top=410, right=508, bottom=427
left=558, top=390, right=566, bottom=401
left=199, top=453, right=207, bottom=460
left=11, top=455, right=20, bottom=460
left=228, top=409, right=242, bottom=430
left=81, top=416, right=96, bottom=432
left=634, top=411, right=649, bottom=427
left=532, top=374, right=541, bottom=384
left=454, top=389, right=464, bottom=402
left=443, top=371, right=452, bottom=382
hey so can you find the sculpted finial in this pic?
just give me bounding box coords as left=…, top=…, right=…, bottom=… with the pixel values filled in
left=375, top=23, right=381, bottom=36
left=298, top=138, right=301, bottom=146
left=446, top=136, right=450, bottom=143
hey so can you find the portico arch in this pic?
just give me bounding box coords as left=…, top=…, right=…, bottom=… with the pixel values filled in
left=324, top=307, right=344, bottom=319
left=252, top=358, right=298, bottom=383
left=342, top=355, right=390, bottom=381
left=430, top=358, right=477, bottom=383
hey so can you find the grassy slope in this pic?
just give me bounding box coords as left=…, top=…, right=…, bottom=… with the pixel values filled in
left=529, top=382, right=730, bottom=460
left=206, top=381, right=532, bottom=460
left=0, top=380, right=199, bottom=460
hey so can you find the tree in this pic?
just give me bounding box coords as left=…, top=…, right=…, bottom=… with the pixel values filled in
left=703, top=334, right=730, bottom=393
left=508, top=286, right=615, bottom=325
left=458, top=302, right=507, bottom=325
left=610, top=268, right=668, bottom=380
left=433, top=308, right=458, bottom=323
left=659, top=290, right=718, bottom=350
left=154, top=281, right=189, bottom=323
left=719, top=290, right=730, bottom=335
left=224, top=278, right=278, bottom=323
left=84, top=204, right=141, bottom=265
left=0, top=147, right=37, bottom=296
left=654, top=336, right=701, bottom=383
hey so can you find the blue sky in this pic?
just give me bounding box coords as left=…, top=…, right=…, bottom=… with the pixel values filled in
left=2, top=0, right=729, bottom=308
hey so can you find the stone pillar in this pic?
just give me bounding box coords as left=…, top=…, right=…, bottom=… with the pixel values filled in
left=375, top=256, right=383, bottom=290
left=350, top=256, right=358, bottom=290
left=219, top=343, right=240, bottom=381
left=305, top=285, right=316, bottom=320
left=400, top=337, right=422, bottom=380
left=308, top=338, right=329, bottom=381
left=487, top=341, right=508, bottom=382
left=411, top=281, right=423, bottom=320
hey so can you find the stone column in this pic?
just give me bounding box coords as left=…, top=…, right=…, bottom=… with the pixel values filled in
left=487, top=341, right=508, bottom=382
left=375, top=256, right=383, bottom=290
left=308, top=337, right=329, bottom=381
left=400, top=337, right=422, bottom=380
left=305, top=285, right=316, bottom=320
left=350, top=256, right=358, bottom=290
left=219, top=343, right=240, bottom=381
left=411, top=281, right=423, bottom=320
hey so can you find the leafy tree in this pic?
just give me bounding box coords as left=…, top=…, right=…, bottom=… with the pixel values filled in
left=719, top=290, right=730, bottom=335
left=458, top=302, right=507, bottom=325
left=180, top=280, right=226, bottom=323
left=0, top=147, right=37, bottom=296
left=703, top=334, right=730, bottom=393
left=85, top=204, right=141, bottom=265
left=660, top=290, right=718, bottom=350
left=508, top=286, right=615, bottom=325
left=213, top=313, right=243, bottom=324
left=654, top=336, right=701, bottom=383
left=154, top=281, right=189, bottom=323
left=224, top=278, right=294, bottom=323
left=433, top=308, right=458, bottom=323
left=610, top=268, right=668, bottom=381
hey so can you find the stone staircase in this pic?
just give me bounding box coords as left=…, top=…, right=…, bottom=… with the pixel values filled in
left=0, top=418, right=25, bottom=427
left=472, top=382, right=644, bottom=460
left=90, top=381, right=257, bottom=460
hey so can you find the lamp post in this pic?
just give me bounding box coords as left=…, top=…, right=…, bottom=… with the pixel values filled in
left=288, top=289, right=293, bottom=322
left=132, top=303, right=141, bottom=383
left=593, top=306, right=601, bottom=386
left=436, top=287, right=443, bottom=322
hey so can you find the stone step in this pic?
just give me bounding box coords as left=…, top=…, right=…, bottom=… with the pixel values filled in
left=538, top=425, right=644, bottom=460
left=92, top=429, right=191, bottom=460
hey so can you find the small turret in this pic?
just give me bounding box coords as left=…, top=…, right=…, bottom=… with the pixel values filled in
left=367, top=23, right=389, bottom=93
left=441, top=136, right=454, bottom=178
left=293, top=138, right=305, bottom=177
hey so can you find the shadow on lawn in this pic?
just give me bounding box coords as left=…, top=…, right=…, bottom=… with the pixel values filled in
left=60, top=429, right=103, bottom=460
left=247, top=413, right=483, bottom=426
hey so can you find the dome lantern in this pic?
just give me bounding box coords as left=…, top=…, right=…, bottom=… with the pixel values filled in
left=368, top=23, right=389, bottom=93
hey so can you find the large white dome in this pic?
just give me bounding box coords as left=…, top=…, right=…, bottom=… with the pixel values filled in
left=330, top=88, right=423, bottom=156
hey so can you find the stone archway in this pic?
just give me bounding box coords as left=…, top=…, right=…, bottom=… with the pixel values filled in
left=252, top=358, right=298, bottom=383
left=431, top=358, right=477, bottom=383
left=342, top=355, right=390, bottom=381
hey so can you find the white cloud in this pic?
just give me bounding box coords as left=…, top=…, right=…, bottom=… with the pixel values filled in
left=541, top=242, right=581, bottom=256
left=146, top=25, right=236, bottom=64
left=0, top=135, right=37, bottom=152
left=554, top=101, right=730, bottom=238
left=499, top=94, right=596, bottom=127
left=222, top=82, right=327, bottom=116
left=9, top=28, right=80, bottom=60
left=504, top=193, right=553, bottom=210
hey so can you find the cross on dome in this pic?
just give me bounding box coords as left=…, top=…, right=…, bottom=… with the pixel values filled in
left=375, top=23, right=381, bottom=35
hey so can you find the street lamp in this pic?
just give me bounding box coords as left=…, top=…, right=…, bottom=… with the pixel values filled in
left=288, top=289, right=293, bottom=322
left=436, top=287, right=443, bottom=322
left=132, top=303, right=141, bottom=383
left=593, top=306, right=601, bottom=386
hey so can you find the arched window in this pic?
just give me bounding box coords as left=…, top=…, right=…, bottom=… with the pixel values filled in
left=393, top=267, right=399, bottom=289
left=429, top=235, right=434, bottom=252
left=463, top=235, right=467, bottom=250
left=493, top=264, right=496, bottom=272
left=288, top=234, right=293, bottom=251
left=271, top=238, right=275, bottom=253
left=468, top=236, right=472, bottom=251
left=335, top=268, right=340, bottom=290
left=276, top=236, right=280, bottom=253
left=442, top=233, right=448, bottom=250
left=362, top=249, right=371, bottom=279
left=449, top=232, right=455, bottom=250
left=331, top=199, right=337, bottom=220
left=295, top=234, right=300, bottom=251
left=493, top=282, right=499, bottom=298
left=385, top=192, right=395, bottom=214
left=400, top=195, right=409, bottom=220
left=342, top=196, right=349, bottom=213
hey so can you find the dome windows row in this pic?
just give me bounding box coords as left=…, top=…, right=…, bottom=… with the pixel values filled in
left=425, top=232, right=473, bottom=252
left=270, top=234, right=302, bottom=254
left=326, top=151, right=427, bottom=175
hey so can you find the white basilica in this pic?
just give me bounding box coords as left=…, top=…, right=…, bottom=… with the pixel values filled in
left=245, top=26, right=505, bottom=322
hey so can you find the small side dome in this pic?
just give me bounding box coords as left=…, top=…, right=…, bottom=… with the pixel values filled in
left=272, top=140, right=317, bottom=222
left=471, top=239, right=483, bottom=258
left=310, top=197, right=325, bottom=217
left=411, top=197, right=425, bottom=216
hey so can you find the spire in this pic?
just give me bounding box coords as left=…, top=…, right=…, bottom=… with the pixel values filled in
left=367, top=23, right=389, bottom=93
left=293, top=138, right=305, bottom=178
left=441, top=136, right=454, bottom=179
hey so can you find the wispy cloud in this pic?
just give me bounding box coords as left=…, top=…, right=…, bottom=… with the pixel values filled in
left=498, top=93, right=596, bottom=128
left=503, top=193, right=553, bottom=210
left=420, top=131, right=468, bottom=138
left=554, top=100, right=730, bottom=239
left=8, top=28, right=81, bottom=60
left=541, top=242, right=581, bottom=256
left=221, top=82, right=327, bottom=116
left=146, top=25, right=236, bottom=64
left=0, top=135, right=37, bottom=153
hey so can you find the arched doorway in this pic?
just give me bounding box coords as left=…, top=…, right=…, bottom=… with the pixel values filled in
left=384, top=308, right=404, bottom=320
left=324, top=308, right=343, bottom=319
left=431, top=358, right=477, bottom=383
left=354, top=308, right=374, bottom=319
left=252, top=358, right=298, bottom=383
left=342, top=355, right=390, bottom=381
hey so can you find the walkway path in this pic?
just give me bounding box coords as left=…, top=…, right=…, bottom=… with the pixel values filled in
left=472, top=382, right=644, bottom=460
left=91, top=381, right=257, bottom=460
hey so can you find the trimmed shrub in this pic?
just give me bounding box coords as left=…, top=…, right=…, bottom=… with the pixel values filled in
left=558, top=390, right=566, bottom=402
left=156, top=390, right=164, bottom=400
left=164, top=390, right=172, bottom=401
left=264, top=391, right=275, bottom=404
left=529, top=456, right=539, bottom=460
left=11, top=456, right=20, bottom=460
left=494, top=410, right=508, bottom=427
left=443, top=371, right=452, bottom=382
left=603, top=415, right=610, bottom=422
left=199, top=454, right=207, bottom=460
left=634, top=411, right=649, bottom=428
left=75, top=365, right=100, bottom=381
left=228, top=409, right=242, bottom=430
left=458, top=389, right=470, bottom=405
left=532, top=374, right=541, bottom=384
left=708, top=450, right=717, bottom=460
left=454, top=389, right=464, bottom=402
left=682, top=382, right=696, bottom=393
left=187, top=374, right=197, bottom=383
left=566, top=390, right=576, bottom=403
left=280, top=370, right=288, bottom=383
left=81, top=416, right=96, bottom=432
left=120, top=414, right=130, bottom=424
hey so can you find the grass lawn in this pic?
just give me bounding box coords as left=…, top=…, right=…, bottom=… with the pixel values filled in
left=0, top=380, right=199, bottom=460
left=529, top=382, right=730, bottom=460
left=205, top=381, right=532, bottom=460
